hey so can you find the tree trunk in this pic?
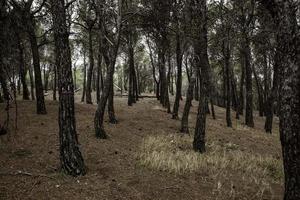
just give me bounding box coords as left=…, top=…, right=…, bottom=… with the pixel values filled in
left=51, top=0, right=86, bottom=176
left=259, top=2, right=300, bottom=198
left=81, top=49, right=87, bottom=103
left=210, top=98, right=216, bottom=120
left=94, top=13, right=122, bottom=138
left=264, top=52, right=278, bottom=133
left=185, top=55, right=191, bottom=83
left=231, top=67, right=239, bottom=119
left=147, top=39, right=160, bottom=100
left=44, top=66, right=51, bottom=93
left=275, top=2, right=299, bottom=199
left=167, top=54, right=174, bottom=96
left=243, top=35, right=254, bottom=127
left=223, top=34, right=232, bottom=127
left=96, top=33, right=103, bottom=104
left=128, top=42, right=135, bottom=106
left=194, top=81, right=207, bottom=153
left=181, top=60, right=197, bottom=134
left=94, top=52, right=115, bottom=138
left=28, top=64, right=35, bottom=101
left=172, top=33, right=183, bottom=119
left=192, top=0, right=211, bottom=153
left=96, top=54, right=102, bottom=104
left=156, top=82, right=160, bottom=100
left=158, top=46, right=170, bottom=112
left=17, top=38, right=30, bottom=100
left=238, top=50, right=245, bottom=115
left=263, top=52, right=270, bottom=106
left=28, top=24, right=47, bottom=114
left=222, top=66, right=226, bottom=107
left=0, top=68, right=9, bottom=102
left=73, top=67, right=77, bottom=90
left=108, top=84, right=118, bottom=124
left=253, top=64, right=264, bottom=117
left=194, top=75, right=199, bottom=101
left=53, top=64, right=57, bottom=101
left=17, top=76, right=21, bottom=95
left=170, top=62, right=174, bottom=96
left=134, top=65, right=139, bottom=101
left=86, top=29, right=94, bottom=104
left=0, top=90, right=3, bottom=103
left=92, top=68, right=97, bottom=92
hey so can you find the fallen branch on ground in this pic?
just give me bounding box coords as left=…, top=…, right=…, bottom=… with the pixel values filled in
left=0, top=170, right=56, bottom=179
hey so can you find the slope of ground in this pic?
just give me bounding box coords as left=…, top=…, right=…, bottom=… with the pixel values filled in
left=0, top=96, right=283, bottom=199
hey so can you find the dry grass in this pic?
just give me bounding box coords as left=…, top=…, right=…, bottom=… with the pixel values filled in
left=0, top=97, right=284, bottom=199
left=138, top=134, right=283, bottom=183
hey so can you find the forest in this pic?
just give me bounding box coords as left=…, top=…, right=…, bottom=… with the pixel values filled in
left=0, top=0, right=299, bottom=199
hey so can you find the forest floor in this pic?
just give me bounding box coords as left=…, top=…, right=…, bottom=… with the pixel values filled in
left=0, top=95, right=283, bottom=200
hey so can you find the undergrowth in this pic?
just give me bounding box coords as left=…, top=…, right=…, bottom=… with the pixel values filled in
left=138, top=134, right=283, bottom=182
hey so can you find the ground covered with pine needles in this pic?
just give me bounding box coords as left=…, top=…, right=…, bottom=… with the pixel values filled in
left=0, top=95, right=283, bottom=199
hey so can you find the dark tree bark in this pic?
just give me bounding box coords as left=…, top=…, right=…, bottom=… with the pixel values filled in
left=222, top=66, right=226, bottom=107
left=81, top=49, right=87, bottom=103
left=108, top=84, right=118, bottom=124
left=0, top=90, right=3, bottom=103
left=158, top=45, right=171, bottom=112
left=194, top=75, right=199, bottom=101
left=220, top=0, right=232, bottom=125
left=172, top=33, right=183, bottom=119
left=185, top=54, right=192, bottom=83
left=28, top=64, right=35, bottom=100
left=44, top=65, right=51, bottom=93
left=238, top=64, right=245, bottom=115
left=263, top=52, right=271, bottom=106
left=73, top=67, right=77, bottom=90
left=94, top=49, right=117, bottom=138
left=170, top=62, right=174, bottom=96
left=0, top=68, right=9, bottom=102
left=238, top=50, right=245, bottom=115
left=243, top=36, right=254, bottom=127
left=96, top=50, right=102, bottom=104
left=253, top=64, right=265, bottom=117
left=264, top=52, right=278, bottom=133
left=147, top=39, right=160, bottom=100
left=167, top=53, right=173, bottom=97
left=210, top=98, right=216, bottom=120
left=86, top=29, right=94, bottom=104
left=134, top=64, right=139, bottom=101
left=17, top=76, right=21, bottom=95
left=50, top=0, right=86, bottom=176
left=0, top=86, right=3, bottom=103
left=192, top=0, right=211, bottom=153
left=96, top=30, right=103, bottom=104
left=230, top=67, right=240, bottom=119
left=94, top=6, right=122, bottom=139
left=28, top=24, right=47, bottom=114
left=53, top=64, right=57, bottom=101
left=236, top=1, right=255, bottom=127
left=128, top=37, right=136, bottom=106
left=181, top=59, right=196, bottom=134
left=128, top=51, right=134, bottom=106
left=17, top=37, right=30, bottom=100
left=92, top=68, right=97, bottom=92
left=258, top=1, right=300, bottom=199
left=205, top=98, right=210, bottom=114
left=223, top=35, right=232, bottom=127
left=106, top=44, right=118, bottom=124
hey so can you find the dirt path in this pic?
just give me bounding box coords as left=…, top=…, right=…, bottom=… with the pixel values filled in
left=0, top=97, right=283, bottom=199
